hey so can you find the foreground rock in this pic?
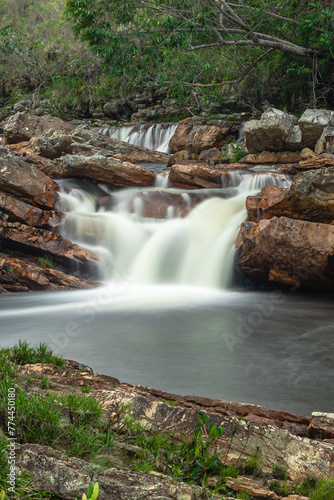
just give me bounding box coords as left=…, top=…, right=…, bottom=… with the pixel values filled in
left=3, top=112, right=75, bottom=144
left=246, top=167, right=334, bottom=224
left=169, top=117, right=240, bottom=153
left=0, top=222, right=99, bottom=273
left=43, top=154, right=156, bottom=187
left=0, top=254, right=97, bottom=292
left=16, top=361, right=334, bottom=487
left=0, top=193, right=62, bottom=229
left=169, top=164, right=225, bottom=189
left=235, top=217, right=334, bottom=289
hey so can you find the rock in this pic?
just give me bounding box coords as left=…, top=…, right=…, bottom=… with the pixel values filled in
left=44, top=154, right=156, bottom=187
left=169, top=117, right=240, bottom=153
left=241, top=151, right=301, bottom=164
left=244, top=108, right=297, bottom=153
left=0, top=222, right=99, bottom=273
left=298, top=153, right=334, bottom=170
left=285, top=125, right=303, bottom=151
left=298, top=109, right=334, bottom=148
left=246, top=167, right=334, bottom=224
left=0, top=254, right=98, bottom=292
left=169, top=164, right=224, bottom=189
left=225, top=477, right=280, bottom=499
left=30, top=129, right=73, bottom=159
left=16, top=443, right=215, bottom=500
left=103, top=100, right=133, bottom=118
left=315, top=126, right=334, bottom=154
left=3, top=112, right=75, bottom=144
left=198, top=147, right=221, bottom=162
left=0, top=155, right=58, bottom=209
left=235, top=217, right=334, bottom=289
left=0, top=193, right=62, bottom=229
left=308, top=412, right=334, bottom=439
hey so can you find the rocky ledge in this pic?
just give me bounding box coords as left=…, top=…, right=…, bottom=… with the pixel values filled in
left=3, top=355, right=333, bottom=500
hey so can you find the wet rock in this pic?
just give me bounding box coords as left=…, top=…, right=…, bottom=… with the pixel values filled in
left=3, top=112, right=75, bottom=144
left=169, top=117, right=240, bottom=153
left=0, top=193, right=62, bottom=229
left=0, top=254, right=98, bottom=292
left=225, top=477, right=280, bottom=499
left=16, top=443, right=215, bottom=500
left=308, top=412, right=334, bottom=439
left=244, top=108, right=297, bottom=153
left=241, top=151, right=301, bottom=164
left=315, top=126, right=334, bottom=155
left=298, top=109, right=334, bottom=148
left=0, top=155, right=58, bottom=209
left=44, top=154, right=156, bottom=187
left=169, top=164, right=224, bottom=189
left=0, top=221, right=99, bottom=272
left=235, top=217, right=334, bottom=289
left=246, top=167, right=334, bottom=224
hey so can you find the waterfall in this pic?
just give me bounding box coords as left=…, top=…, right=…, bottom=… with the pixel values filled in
left=59, top=172, right=291, bottom=289
left=99, top=123, right=178, bottom=153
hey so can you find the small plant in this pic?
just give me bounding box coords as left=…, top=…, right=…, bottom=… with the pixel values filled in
left=39, top=376, right=52, bottom=389
left=269, top=479, right=292, bottom=496
left=5, top=340, right=64, bottom=366
left=37, top=255, right=54, bottom=269
left=82, top=481, right=99, bottom=500
left=272, top=463, right=289, bottom=480
left=81, top=386, right=91, bottom=393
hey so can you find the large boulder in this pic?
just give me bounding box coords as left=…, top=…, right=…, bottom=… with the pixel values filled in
left=43, top=154, right=156, bottom=187
left=235, top=216, right=334, bottom=289
left=3, top=112, right=75, bottom=144
left=315, top=126, right=334, bottom=154
left=0, top=155, right=58, bottom=209
left=298, top=109, right=334, bottom=148
left=244, top=108, right=297, bottom=153
left=246, top=167, right=334, bottom=224
left=169, top=117, right=240, bottom=153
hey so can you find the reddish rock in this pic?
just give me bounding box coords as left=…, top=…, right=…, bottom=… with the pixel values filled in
left=0, top=155, right=58, bottom=209
left=246, top=167, right=334, bottom=224
left=0, top=254, right=98, bottom=292
left=0, top=222, right=99, bottom=272
left=3, top=112, right=75, bottom=144
left=0, top=193, right=62, bottom=229
left=43, top=154, right=156, bottom=187
left=169, top=164, right=225, bottom=189
left=241, top=150, right=302, bottom=164
left=225, top=477, right=280, bottom=499
left=169, top=117, right=240, bottom=153
left=236, top=217, right=334, bottom=289
left=308, top=412, right=334, bottom=439
left=298, top=153, right=334, bottom=170
left=198, top=147, right=220, bottom=162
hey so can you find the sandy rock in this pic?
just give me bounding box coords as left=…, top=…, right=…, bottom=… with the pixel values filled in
left=198, top=147, right=221, bottom=162
left=3, top=112, right=75, bottom=144
left=235, top=217, right=334, bottom=289
left=169, top=117, right=240, bottom=153
left=298, top=109, right=334, bottom=148
left=225, top=477, right=280, bottom=499
left=241, top=151, right=302, bottom=164
left=308, top=412, right=334, bottom=439
left=169, top=164, right=224, bottom=189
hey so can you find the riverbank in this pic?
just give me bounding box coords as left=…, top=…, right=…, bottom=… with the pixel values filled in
left=0, top=342, right=333, bottom=500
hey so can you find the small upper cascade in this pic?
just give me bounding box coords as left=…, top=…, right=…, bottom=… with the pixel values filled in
left=238, top=172, right=291, bottom=191
left=99, top=123, right=178, bottom=153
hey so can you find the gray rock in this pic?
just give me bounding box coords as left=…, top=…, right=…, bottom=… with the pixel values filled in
left=315, top=126, right=334, bottom=154
left=285, top=125, right=302, bottom=151
left=298, top=109, right=334, bottom=148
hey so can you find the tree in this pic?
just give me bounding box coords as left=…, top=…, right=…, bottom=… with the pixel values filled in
left=65, top=0, right=334, bottom=108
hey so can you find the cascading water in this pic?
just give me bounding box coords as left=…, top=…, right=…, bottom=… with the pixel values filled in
left=58, top=171, right=291, bottom=290
left=99, top=123, right=178, bottom=153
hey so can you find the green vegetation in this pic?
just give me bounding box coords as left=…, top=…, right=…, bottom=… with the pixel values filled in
left=37, top=255, right=54, bottom=269
left=81, top=482, right=99, bottom=500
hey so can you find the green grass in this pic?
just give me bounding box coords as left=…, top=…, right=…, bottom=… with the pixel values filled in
left=3, top=340, right=64, bottom=366
left=37, top=255, right=54, bottom=269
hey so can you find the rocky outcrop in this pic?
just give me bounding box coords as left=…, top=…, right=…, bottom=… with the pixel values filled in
left=235, top=217, right=334, bottom=289
left=315, top=126, right=334, bottom=154
left=0, top=155, right=58, bottom=209
left=0, top=193, right=62, bottom=229
left=0, top=222, right=99, bottom=272
left=169, top=117, right=240, bottom=153
left=3, top=112, right=75, bottom=144
left=15, top=361, right=334, bottom=486
left=0, top=254, right=97, bottom=292
left=308, top=412, right=334, bottom=440
left=43, top=154, right=156, bottom=187
left=244, top=109, right=297, bottom=153
left=246, top=167, right=334, bottom=224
